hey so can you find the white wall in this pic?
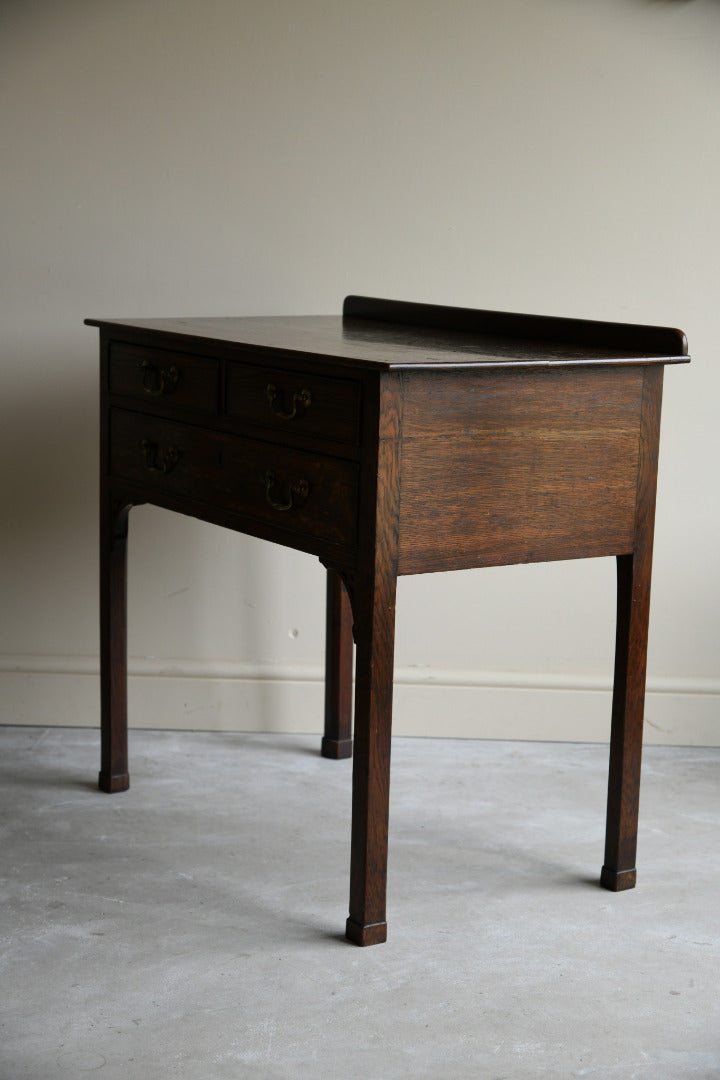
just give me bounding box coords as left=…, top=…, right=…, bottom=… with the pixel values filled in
left=2, top=0, right=718, bottom=744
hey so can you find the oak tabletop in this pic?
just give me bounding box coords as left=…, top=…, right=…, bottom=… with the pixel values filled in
left=86, top=296, right=689, bottom=372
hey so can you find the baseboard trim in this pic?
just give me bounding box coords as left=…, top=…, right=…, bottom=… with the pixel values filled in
left=1, top=655, right=718, bottom=745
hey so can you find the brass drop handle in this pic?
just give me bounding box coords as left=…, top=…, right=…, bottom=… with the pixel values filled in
left=263, top=470, right=309, bottom=512
left=140, top=439, right=182, bottom=474
left=138, top=359, right=180, bottom=396
left=266, top=383, right=312, bottom=420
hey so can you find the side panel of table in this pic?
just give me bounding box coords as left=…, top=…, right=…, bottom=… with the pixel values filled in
left=396, top=365, right=645, bottom=574
left=394, top=362, right=665, bottom=899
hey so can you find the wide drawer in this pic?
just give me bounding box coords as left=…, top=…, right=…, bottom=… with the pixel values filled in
left=226, top=361, right=361, bottom=444
left=109, top=409, right=358, bottom=549
left=108, top=341, right=220, bottom=415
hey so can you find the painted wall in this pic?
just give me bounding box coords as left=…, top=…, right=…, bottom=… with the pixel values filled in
left=2, top=0, right=718, bottom=743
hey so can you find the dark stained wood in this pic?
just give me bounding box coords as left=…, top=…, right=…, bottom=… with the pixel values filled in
left=108, top=340, right=220, bottom=416
left=601, top=366, right=664, bottom=890
left=98, top=331, right=131, bottom=794
left=86, top=299, right=689, bottom=373
left=345, top=372, right=402, bottom=946
left=109, top=408, right=359, bottom=550
left=399, top=364, right=647, bottom=438
left=343, top=295, right=689, bottom=357
left=99, top=496, right=131, bottom=793
left=88, top=296, right=689, bottom=945
left=398, top=367, right=643, bottom=574
left=322, top=569, right=354, bottom=759
left=227, top=361, right=361, bottom=445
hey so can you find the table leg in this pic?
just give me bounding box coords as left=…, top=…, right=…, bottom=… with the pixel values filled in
left=345, top=560, right=397, bottom=946
left=99, top=498, right=130, bottom=793
left=601, top=548, right=652, bottom=890
left=321, top=568, right=354, bottom=759
left=601, top=366, right=662, bottom=890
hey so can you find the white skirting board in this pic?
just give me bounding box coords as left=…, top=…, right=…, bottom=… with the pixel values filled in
left=1, top=656, right=718, bottom=746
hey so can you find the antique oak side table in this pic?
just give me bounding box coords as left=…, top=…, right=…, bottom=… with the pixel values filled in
left=87, top=296, right=689, bottom=946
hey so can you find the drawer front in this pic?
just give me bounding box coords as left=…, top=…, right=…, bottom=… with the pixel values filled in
left=110, top=410, right=358, bottom=549
left=226, top=361, right=360, bottom=444
left=108, top=341, right=220, bottom=415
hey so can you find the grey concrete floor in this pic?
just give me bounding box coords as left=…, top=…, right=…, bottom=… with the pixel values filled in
left=1, top=726, right=719, bottom=1079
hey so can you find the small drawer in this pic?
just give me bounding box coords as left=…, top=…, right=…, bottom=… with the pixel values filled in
left=110, top=410, right=359, bottom=549
left=108, top=341, right=219, bottom=415
left=222, top=435, right=359, bottom=548
left=226, top=361, right=360, bottom=444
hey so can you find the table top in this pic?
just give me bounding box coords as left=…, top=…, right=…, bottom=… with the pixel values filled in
left=86, top=296, right=690, bottom=372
